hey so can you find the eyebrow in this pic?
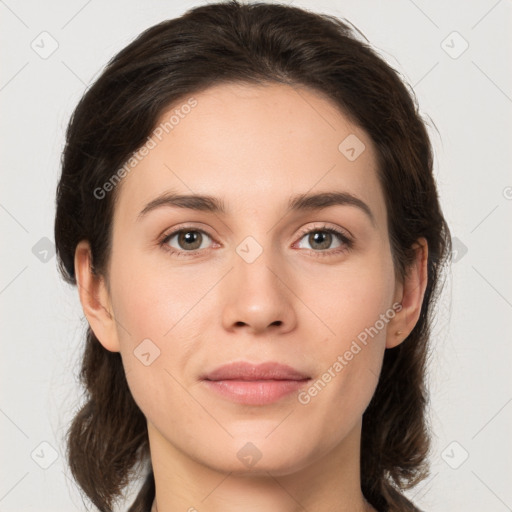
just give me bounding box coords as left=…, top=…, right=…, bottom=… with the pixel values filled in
left=137, top=190, right=375, bottom=225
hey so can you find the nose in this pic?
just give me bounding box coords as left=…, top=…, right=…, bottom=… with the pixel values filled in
left=221, top=247, right=297, bottom=336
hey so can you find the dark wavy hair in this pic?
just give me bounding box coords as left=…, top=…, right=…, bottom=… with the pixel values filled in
left=54, top=1, right=451, bottom=511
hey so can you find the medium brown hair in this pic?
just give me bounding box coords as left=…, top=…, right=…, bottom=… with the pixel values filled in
left=54, top=2, right=451, bottom=510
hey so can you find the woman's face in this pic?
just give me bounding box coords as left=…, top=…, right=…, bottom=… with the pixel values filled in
left=94, top=82, right=405, bottom=475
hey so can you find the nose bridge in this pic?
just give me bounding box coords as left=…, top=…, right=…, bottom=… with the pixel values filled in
left=220, top=232, right=297, bottom=334
left=235, top=235, right=279, bottom=290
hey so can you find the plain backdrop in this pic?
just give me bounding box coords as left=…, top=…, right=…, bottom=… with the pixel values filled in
left=1, top=0, right=511, bottom=511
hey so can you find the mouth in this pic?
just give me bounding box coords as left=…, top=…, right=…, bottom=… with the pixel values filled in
left=200, top=361, right=311, bottom=405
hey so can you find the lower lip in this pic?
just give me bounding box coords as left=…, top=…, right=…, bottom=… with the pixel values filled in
left=202, top=379, right=310, bottom=405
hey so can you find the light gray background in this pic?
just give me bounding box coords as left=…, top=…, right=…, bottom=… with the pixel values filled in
left=1, top=0, right=511, bottom=511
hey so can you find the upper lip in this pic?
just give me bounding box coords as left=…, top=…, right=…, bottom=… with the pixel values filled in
left=202, top=361, right=310, bottom=381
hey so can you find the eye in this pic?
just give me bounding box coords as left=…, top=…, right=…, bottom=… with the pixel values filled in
left=294, top=225, right=353, bottom=256
left=159, top=223, right=353, bottom=258
left=161, top=227, right=214, bottom=256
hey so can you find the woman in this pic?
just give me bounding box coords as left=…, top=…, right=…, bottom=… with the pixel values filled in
left=54, top=1, right=451, bottom=511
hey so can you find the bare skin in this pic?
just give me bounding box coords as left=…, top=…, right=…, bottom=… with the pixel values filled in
left=75, top=82, right=428, bottom=512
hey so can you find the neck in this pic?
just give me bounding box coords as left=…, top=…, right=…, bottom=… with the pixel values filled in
left=147, top=419, right=376, bottom=512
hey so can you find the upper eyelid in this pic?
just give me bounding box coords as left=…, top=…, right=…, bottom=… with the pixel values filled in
left=296, top=222, right=352, bottom=239
left=161, top=225, right=213, bottom=242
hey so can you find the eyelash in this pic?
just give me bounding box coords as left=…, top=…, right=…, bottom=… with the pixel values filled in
left=159, top=224, right=353, bottom=259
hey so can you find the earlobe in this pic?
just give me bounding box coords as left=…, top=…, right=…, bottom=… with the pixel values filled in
left=74, top=240, right=120, bottom=352
left=386, top=238, right=429, bottom=349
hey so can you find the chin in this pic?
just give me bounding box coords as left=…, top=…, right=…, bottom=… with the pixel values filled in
left=190, top=434, right=319, bottom=477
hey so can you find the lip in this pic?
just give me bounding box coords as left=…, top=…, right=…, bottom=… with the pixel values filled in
left=201, top=361, right=311, bottom=405
left=202, top=361, right=310, bottom=381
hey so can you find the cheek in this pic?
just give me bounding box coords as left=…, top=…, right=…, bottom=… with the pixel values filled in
left=299, top=248, right=396, bottom=345
left=109, top=249, right=215, bottom=342
left=109, top=261, right=208, bottom=428
left=108, top=249, right=220, bottom=396
left=296, top=249, right=395, bottom=413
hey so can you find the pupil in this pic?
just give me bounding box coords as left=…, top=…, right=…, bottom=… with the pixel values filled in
left=310, top=231, right=331, bottom=249
left=180, top=231, right=201, bottom=249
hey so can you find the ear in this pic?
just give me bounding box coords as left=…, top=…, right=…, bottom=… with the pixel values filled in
left=386, top=237, right=428, bottom=349
left=74, top=240, right=120, bottom=352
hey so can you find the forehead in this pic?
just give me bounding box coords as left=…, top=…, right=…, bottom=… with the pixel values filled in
left=113, top=81, right=387, bottom=227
